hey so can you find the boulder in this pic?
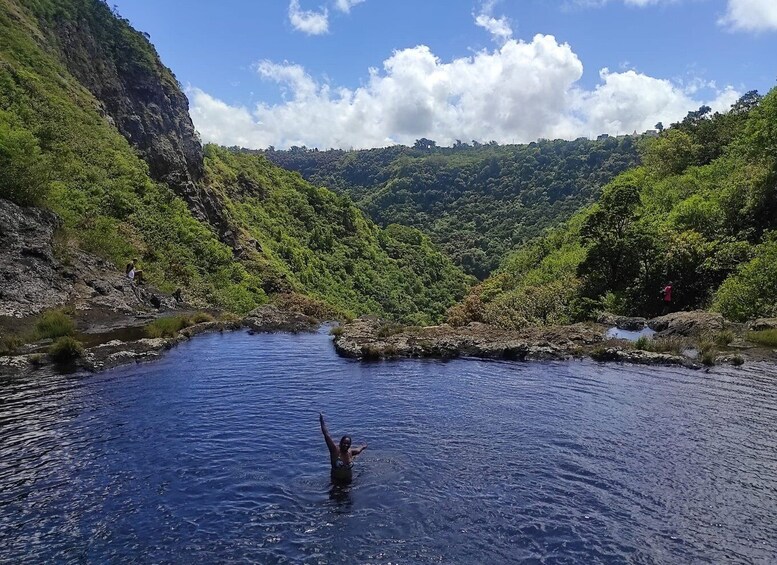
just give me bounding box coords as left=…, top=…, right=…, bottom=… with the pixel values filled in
left=749, top=318, right=777, bottom=332
left=597, top=312, right=647, bottom=330
left=648, top=311, right=724, bottom=337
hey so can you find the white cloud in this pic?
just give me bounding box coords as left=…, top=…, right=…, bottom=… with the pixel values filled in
left=474, top=0, right=513, bottom=41
left=719, top=0, right=777, bottom=32
left=334, top=0, right=365, bottom=13
left=189, top=35, right=740, bottom=149
left=288, top=0, right=328, bottom=35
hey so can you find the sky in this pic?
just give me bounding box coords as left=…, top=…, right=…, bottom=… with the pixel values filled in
left=112, top=0, right=777, bottom=149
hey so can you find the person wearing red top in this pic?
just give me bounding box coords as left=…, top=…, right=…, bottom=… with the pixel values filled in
left=661, top=282, right=673, bottom=313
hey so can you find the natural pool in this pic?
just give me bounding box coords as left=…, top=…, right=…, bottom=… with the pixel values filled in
left=1, top=329, right=776, bottom=563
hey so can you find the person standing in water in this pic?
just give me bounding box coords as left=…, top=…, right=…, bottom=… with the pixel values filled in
left=319, top=412, right=367, bottom=482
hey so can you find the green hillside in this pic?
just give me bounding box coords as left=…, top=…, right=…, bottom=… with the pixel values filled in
left=449, top=90, right=777, bottom=327
left=263, top=137, right=640, bottom=278
left=0, top=0, right=471, bottom=322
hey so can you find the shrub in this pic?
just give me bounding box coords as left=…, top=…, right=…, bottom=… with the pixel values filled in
left=48, top=336, right=83, bottom=363
left=713, top=330, right=735, bottom=347
left=377, top=322, right=405, bottom=339
left=191, top=312, right=215, bottom=324
left=748, top=329, right=777, bottom=347
left=634, top=336, right=652, bottom=351
left=35, top=310, right=76, bottom=339
left=0, top=119, right=50, bottom=206
left=714, top=239, right=777, bottom=322
left=0, top=334, right=24, bottom=355
left=701, top=350, right=717, bottom=366
left=145, top=316, right=193, bottom=338
left=329, top=326, right=344, bottom=337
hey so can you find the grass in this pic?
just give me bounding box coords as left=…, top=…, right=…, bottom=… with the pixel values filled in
left=145, top=316, right=194, bottom=338
left=191, top=311, right=215, bottom=324
left=35, top=310, right=76, bottom=339
left=632, top=335, right=687, bottom=355
left=748, top=329, right=777, bottom=347
left=0, top=334, right=24, bottom=355
left=329, top=326, right=344, bottom=337
left=713, top=330, right=735, bottom=347
left=48, top=336, right=83, bottom=363
left=376, top=322, right=405, bottom=339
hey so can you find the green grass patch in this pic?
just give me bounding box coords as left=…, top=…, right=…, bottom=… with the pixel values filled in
left=191, top=312, right=215, bottom=324
left=713, top=330, right=735, bottom=347
left=747, top=329, right=777, bottom=347
left=48, top=336, right=83, bottom=363
left=0, top=334, right=25, bottom=355
left=329, top=326, right=344, bottom=337
left=144, top=316, right=194, bottom=338
left=35, top=310, right=76, bottom=339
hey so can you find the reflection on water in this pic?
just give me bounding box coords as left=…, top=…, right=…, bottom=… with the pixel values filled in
left=1, top=329, right=777, bottom=563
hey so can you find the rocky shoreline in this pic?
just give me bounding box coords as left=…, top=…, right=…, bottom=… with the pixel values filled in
left=0, top=305, right=320, bottom=378
left=2, top=297, right=776, bottom=378
left=332, top=311, right=777, bottom=370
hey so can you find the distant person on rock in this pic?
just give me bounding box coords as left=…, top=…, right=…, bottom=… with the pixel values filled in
left=660, top=282, right=673, bottom=313
left=319, top=412, right=367, bottom=483
left=125, top=259, right=144, bottom=285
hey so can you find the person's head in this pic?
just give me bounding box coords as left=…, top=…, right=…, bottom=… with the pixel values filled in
left=339, top=435, right=352, bottom=451
left=133, top=258, right=139, bottom=265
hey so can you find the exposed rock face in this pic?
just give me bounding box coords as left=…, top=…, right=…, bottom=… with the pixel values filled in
left=244, top=305, right=319, bottom=333
left=0, top=199, right=70, bottom=317
left=43, top=3, right=234, bottom=243
left=0, top=198, right=173, bottom=319
left=597, top=313, right=647, bottom=330
left=332, top=318, right=603, bottom=361
left=750, top=318, right=777, bottom=331
left=648, top=311, right=725, bottom=337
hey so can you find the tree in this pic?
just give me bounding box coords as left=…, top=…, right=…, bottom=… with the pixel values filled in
left=655, top=122, right=664, bottom=132
left=578, top=181, right=644, bottom=297
left=412, top=138, right=437, bottom=151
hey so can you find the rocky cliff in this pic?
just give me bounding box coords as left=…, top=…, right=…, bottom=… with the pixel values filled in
left=34, top=0, right=233, bottom=241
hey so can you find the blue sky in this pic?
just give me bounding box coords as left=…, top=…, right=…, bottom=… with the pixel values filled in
left=114, top=0, right=777, bottom=149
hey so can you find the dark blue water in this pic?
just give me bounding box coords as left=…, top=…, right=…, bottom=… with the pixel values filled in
left=2, top=329, right=777, bottom=564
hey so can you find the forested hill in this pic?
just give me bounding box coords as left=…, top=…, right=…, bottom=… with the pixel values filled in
left=0, top=0, right=471, bottom=323
left=447, top=90, right=777, bottom=328
left=261, top=137, right=641, bottom=278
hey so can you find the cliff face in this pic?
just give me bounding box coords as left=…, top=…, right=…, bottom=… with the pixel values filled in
left=36, top=0, right=233, bottom=240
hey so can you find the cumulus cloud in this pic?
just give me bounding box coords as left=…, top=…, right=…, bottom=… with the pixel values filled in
left=189, top=35, right=739, bottom=149
left=288, top=0, right=328, bottom=35
left=719, top=0, right=777, bottom=32
left=334, top=0, right=365, bottom=13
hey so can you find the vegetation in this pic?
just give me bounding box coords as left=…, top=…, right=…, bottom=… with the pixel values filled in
left=0, top=0, right=470, bottom=323
left=748, top=330, right=777, bottom=348
left=450, top=89, right=777, bottom=327
left=144, top=316, right=195, bottom=338
left=262, top=137, right=640, bottom=278
left=48, top=336, right=83, bottom=362
left=34, top=310, right=76, bottom=339
left=191, top=312, right=215, bottom=324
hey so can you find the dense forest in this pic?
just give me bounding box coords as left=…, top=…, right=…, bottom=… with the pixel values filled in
left=0, top=0, right=470, bottom=323
left=447, top=90, right=777, bottom=327
left=262, top=137, right=641, bottom=278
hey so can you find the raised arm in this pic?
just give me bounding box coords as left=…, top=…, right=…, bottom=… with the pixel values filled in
left=319, top=412, right=337, bottom=454
left=350, top=444, right=368, bottom=457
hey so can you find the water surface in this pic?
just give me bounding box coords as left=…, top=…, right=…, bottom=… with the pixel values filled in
left=1, top=330, right=776, bottom=563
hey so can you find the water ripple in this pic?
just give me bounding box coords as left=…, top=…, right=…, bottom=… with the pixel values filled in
left=1, top=330, right=777, bottom=563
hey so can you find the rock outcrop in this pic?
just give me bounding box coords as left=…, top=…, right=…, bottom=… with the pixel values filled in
left=243, top=305, right=319, bottom=333
left=43, top=1, right=234, bottom=244
left=0, top=198, right=174, bottom=319
left=333, top=318, right=603, bottom=361
left=749, top=318, right=777, bottom=331
left=648, top=311, right=725, bottom=337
